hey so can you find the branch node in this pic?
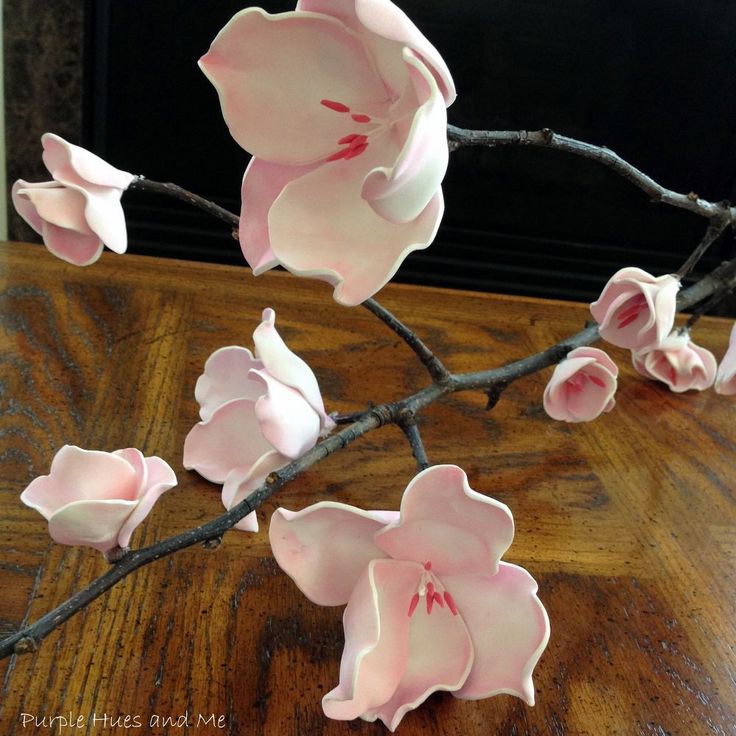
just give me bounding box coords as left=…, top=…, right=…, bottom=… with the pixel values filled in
left=541, top=127, right=555, bottom=143
left=687, top=191, right=699, bottom=202
left=202, top=536, right=223, bottom=550
left=266, top=472, right=281, bottom=486
left=370, top=404, right=395, bottom=427
left=104, top=546, right=130, bottom=564
left=14, top=637, right=38, bottom=654
left=231, top=228, right=239, bottom=241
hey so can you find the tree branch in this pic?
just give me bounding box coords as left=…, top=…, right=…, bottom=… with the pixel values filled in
left=397, top=411, right=430, bottom=470
left=4, top=257, right=735, bottom=659
left=362, top=298, right=451, bottom=383
left=129, top=178, right=240, bottom=231
left=447, top=125, right=735, bottom=227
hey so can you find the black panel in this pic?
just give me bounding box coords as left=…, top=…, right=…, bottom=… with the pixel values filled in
left=83, top=1, right=736, bottom=302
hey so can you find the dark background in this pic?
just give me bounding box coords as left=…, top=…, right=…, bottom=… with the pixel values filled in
left=12, top=1, right=736, bottom=302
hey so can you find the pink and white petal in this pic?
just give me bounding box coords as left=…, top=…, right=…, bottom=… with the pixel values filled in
left=375, top=465, right=514, bottom=577
left=363, top=583, right=473, bottom=731
left=117, top=456, right=177, bottom=548
left=41, top=222, right=104, bottom=266
left=199, top=8, right=388, bottom=165
left=361, top=50, right=448, bottom=224
left=112, top=447, right=146, bottom=490
left=353, top=0, right=455, bottom=104
left=240, top=157, right=319, bottom=274
left=252, top=308, right=331, bottom=425
left=20, top=446, right=139, bottom=519
left=297, top=0, right=456, bottom=104
left=567, top=347, right=618, bottom=376
left=83, top=189, right=128, bottom=253
left=270, top=503, right=396, bottom=605
left=689, top=343, right=717, bottom=390
left=48, top=498, right=138, bottom=553
left=12, top=180, right=59, bottom=234
left=182, top=398, right=274, bottom=483
left=195, top=345, right=264, bottom=421
left=252, top=369, right=321, bottom=458
left=322, top=559, right=420, bottom=721
left=21, top=185, right=90, bottom=232
left=444, top=563, right=550, bottom=704
left=222, top=450, right=289, bottom=532
left=715, top=323, right=736, bottom=395
left=41, top=133, right=134, bottom=190
left=268, top=140, right=444, bottom=305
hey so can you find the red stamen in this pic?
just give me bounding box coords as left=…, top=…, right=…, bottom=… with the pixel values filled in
left=588, top=374, right=606, bottom=388
left=407, top=593, right=420, bottom=618
left=348, top=134, right=368, bottom=147
left=321, top=99, right=350, bottom=113
left=338, top=133, right=360, bottom=145
left=427, top=582, right=435, bottom=599
left=617, top=312, right=640, bottom=329
left=617, top=297, right=645, bottom=321
left=351, top=113, right=371, bottom=123
left=444, top=591, right=458, bottom=616
left=426, top=593, right=435, bottom=614
left=325, top=149, right=350, bottom=163
left=424, top=561, right=432, bottom=571
left=343, top=143, right=368, bottom=160
left=433, top=591, right=444, bottom=608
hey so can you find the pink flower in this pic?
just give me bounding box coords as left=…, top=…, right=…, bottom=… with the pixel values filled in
left=543, top=347, right=618, bottom=422
left=590, top=267, right=679, bottom=350
left=20, top=445, right=176, bottom=554
left=270, top=465, right=550, bottom=730
left=200, top=0, right=455, bottom=306
left=12, top=133, right=134, bottom=266
left=715, top=323, right=736, bottom=395
left=183, top=308, right=335, bottom=531
left=632, top=331, right=716, bottom=393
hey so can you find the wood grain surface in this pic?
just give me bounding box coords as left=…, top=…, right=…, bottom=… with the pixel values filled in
left=0, top=241, right=734, bottom=736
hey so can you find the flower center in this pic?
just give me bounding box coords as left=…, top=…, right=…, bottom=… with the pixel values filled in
left=406, top=561, right=458, bottom=618
left=615, top=294, right=647, bottom=329
left=566, top=371, right=605, bottom=394
left=320, top=98, right=389, bottom=162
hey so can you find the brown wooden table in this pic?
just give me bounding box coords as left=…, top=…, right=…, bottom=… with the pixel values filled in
left=0, top=241, right=734, bottom=735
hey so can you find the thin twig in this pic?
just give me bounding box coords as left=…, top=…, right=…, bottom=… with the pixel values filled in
left=362, top=298, right=451, bottom=383
left=129, top=178, right=240, bottom=229
left=447, top=125, right=735, bottom=227
left=676, top=222, right=728, bottom=278
left=5, top=258, right=735, bottom=659
left=397, top=411, right=430, bottom=470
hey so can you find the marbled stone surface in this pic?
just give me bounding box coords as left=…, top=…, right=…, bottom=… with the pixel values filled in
left=4, top=0, right=84, bottom=241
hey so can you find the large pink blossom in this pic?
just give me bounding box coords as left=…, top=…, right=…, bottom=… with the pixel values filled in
left=20, top=445, right=176, bottom=554
left=543, top=347, right=618, bottom=422
left=200, top=0, right=455, bottom=306
left=632, top=331, right=716, bottom=393
left=12, top=134, right=134, bottom=266
left=715, top=323, right=736, bottom=395
left=270, top=465, right=549, bottom=730
left=184, top=308, right=334, bottom=531
left=590, top=267, right=679, bottom=350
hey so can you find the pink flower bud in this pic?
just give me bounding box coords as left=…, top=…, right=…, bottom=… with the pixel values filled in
left=632, top=332, right=716, bottom=392
left=12, top=134, right=134, bottom=266
left=20, top=446, right=176, bottom=554
left=590, top=267, right=679, bottom=350
left=543, top=347, right=618, bottom=422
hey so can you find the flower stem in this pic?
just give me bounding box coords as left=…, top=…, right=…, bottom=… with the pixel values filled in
left=128, top=177, right=240, bottom=230
left=362, top=297, right=451, bottom=383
